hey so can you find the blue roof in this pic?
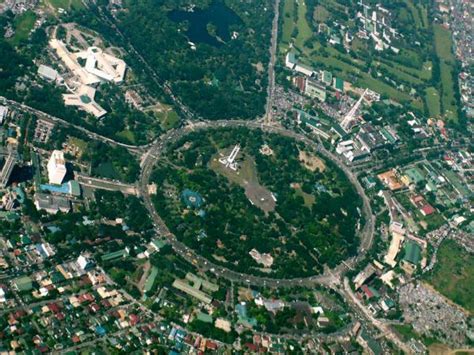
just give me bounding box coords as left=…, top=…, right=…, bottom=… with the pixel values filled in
left=40, top=183, right=70, bottom=194
left=14, top=187, right=25, bottom=204
left=95, top=326, right=107, bottom=336
left=181, top=189, right=204, bottom=208
left=40, top=181, right=81, bottom=197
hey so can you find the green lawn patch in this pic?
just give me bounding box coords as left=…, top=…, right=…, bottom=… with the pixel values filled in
left=425, top=240, right=474, bottom=313
left=439, top=61, right=457, bottom=121
left=159, top=110, right=180, bottom=130
left=425, top=87, right=441, bottom=118
left=93, top=162, right=121, bottom=180
left=281, top=0, right=296, bottom=44
left=433, top=24, right=458, bottom=121
left=294, top=0, right=312, bottom=49
left=116, top=129, right=136, bottom=144
left=434, top=25, right=455, bottom=62
left=8, top=10, right=36, bottom=46
left=43, top=0, right=84, bottom=10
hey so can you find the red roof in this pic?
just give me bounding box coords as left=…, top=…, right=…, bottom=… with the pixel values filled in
left=129, top=314, right=139, bottom=326
left=245, top=343, right=258, bottom=351
left=421, top=204, right=436, bottom=216
left=48, top=303, right=60, bottom=313
left=361, top=285, right=374, bottom=299
left=206, top=341, right=218, bottom=350
left=56, top=312, right=65, bottom=321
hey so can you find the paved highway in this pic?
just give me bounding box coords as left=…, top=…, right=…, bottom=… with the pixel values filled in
left=0, top=96, right=145, bottom=154
left=264, top=0, right=280, bottom=125
left=75, top=173, right=138, bottom=195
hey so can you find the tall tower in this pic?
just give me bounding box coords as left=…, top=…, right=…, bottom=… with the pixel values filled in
left=47, top=150, right=67, bottom=185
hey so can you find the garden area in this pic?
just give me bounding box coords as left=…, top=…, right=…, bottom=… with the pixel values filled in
left=150, top=127, right=363, bottom=278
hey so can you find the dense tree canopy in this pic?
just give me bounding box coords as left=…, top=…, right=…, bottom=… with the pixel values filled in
left=151, top=128, right=362, bottom=278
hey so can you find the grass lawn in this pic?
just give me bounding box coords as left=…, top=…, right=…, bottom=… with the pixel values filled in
left=93, top=162, right=121, bottom=180
left=292, top=184, right=315, bottom=207
left=403, top=0, right=424, bottom=29
left=376, top=62, right=423, bottom=85
left=425, top=240, right=474, bottom=313
left=116, top=129, right=136, bottom=144
left=434, top=25, right=455, bottom=62
left=8, top=10, right=36, bottom=46
left=209, top=152, right=276, bottom=213
left=439, top=61, right=457, bottom=121
left=392, top=324, right=421, bottom=342
left=418, top=4, right=429, bottom=28
left=160, top=110, right=179, bottom=130
left=294, top=0, right=312, bottom=50
left=43, top=0, right=84, bottom=10
left=313, top=5, right=329, bottom=22
left=433, top=24, right=458, bottom=121
left=425, top=87, right=441, bottom=118
left=281, top=0, right=296, bottom=44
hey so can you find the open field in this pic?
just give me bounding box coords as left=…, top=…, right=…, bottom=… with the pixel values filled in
left=210, top=153, right=276, bottom=213
left=8, top=10, right=36, bottom=46
left=425, top=87, right=441, bottom=118
left=279, top=0, right=448, bottom=115
left=294, top=0, right=312, bottom=49
left=281, top=0, right=295, bottom=44
left=425, top=240, right=474, bottom=313
left=291, top=183, right=315, bottom=207
left=299, top=150, right=326, bottom=172
left=42, top=0, right=84, bottom=10
left=116, top=129, right=136, bottom=144
left=433, top=24, right=458, bottom=121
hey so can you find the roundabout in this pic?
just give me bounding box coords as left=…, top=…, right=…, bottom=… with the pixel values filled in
left=139, top=121, right=375, bottom=287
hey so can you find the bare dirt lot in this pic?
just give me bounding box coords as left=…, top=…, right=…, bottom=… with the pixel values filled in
left=299, top=150, right=326, bottom=172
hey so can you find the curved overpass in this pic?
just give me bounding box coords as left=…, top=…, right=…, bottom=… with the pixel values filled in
left=139, top=120, right=375, bottom=288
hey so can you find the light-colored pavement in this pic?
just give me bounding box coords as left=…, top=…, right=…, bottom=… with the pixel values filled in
left=76, top=173, right=138, bottom=195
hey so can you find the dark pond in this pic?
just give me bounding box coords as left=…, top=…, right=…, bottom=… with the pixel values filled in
left=168, top=1, right=242, bottom=47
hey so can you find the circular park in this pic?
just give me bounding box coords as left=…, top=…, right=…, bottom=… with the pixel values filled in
left=149, top=127, right=364, bottom=279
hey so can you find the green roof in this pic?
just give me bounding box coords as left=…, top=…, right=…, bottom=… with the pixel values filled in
left=403, top=241, right=422, bottom=265
left=151, top=239, right=166, bottom=250
left=333, top=77, right=344, bottom=91
left=286, top=52, right=297, bottom=64
left=196, top=312, right=213, bottom=323
left=68, top=180, right=81, bottom=197
left=101, top=249, right=127, bottom=262
left=380, top=128, right=398, bottom=144
left=404, top=167, right=424, bottom=184
left=13, top=276, right=33, bottom=291
left=322, top=70, right=333, bottom=85
left=0, top=211, right=20, bottom=222
left=144, top=267, right=159, bottom=294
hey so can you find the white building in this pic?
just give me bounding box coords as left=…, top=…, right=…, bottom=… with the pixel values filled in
left=77, top=255, right=92, bottom=270
left=37, top=64, right=59, bottom=82
left=0, top=105, right=8, bottom=125
left=63, top=85, right=107, bottom=118
left=47, top=150, right=67, bottom=185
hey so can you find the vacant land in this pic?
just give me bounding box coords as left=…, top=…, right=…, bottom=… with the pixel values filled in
left=299, top=150, right=326, bottom=172
left=425, top=240, right=474, bottom=313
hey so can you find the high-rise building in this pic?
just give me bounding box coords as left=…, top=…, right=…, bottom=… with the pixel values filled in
left=47, top=150, right=67, bottom=185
